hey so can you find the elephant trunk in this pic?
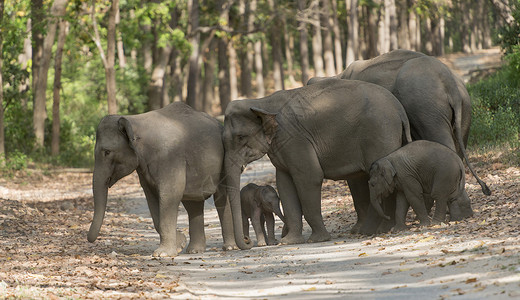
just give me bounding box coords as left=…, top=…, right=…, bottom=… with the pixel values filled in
left=370, top=193, right=390, bottom=220
left=224, top=156, right=253, bottom=250
left=87, top=168, right=109, bottom=243
left=273, top=202, right=286, bottom=223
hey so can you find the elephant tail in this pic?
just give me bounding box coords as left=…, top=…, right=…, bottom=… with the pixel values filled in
left=451, top=92, right=491, bottom=196
left=399, top=107, right=413, bottom=145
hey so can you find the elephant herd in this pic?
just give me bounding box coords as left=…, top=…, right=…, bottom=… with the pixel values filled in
left=87, top=49, right=491, bottom=257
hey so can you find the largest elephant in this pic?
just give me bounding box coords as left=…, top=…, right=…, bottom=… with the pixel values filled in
left=308, top=49, right=490, bottom=196
left=87, top=102, right=235, bottom=257
left=223, top=79, right=412, bottom=250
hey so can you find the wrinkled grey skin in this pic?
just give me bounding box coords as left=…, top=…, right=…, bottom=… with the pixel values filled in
left=369, top=140, right=472, bottom=232
left=223, top=79, right=412, bottom=250
left=308, top=49, right=491, bottom=202
left=87, top=102, right=236, bottom=257
left=240, top=183, right=285, bottom=246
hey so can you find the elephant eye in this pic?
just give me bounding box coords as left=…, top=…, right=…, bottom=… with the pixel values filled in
left=103, top=150, right=111, bottom=156
left=237, top=135, right=246, bottom=142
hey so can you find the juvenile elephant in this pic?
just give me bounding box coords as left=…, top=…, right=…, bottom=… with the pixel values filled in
left=308, top=49, right=490, bottom=198
left=369, top=140, right=472, bottom=232
left=240, top=183, right=285, bottom=246
left=223, top=79, right=412, bottom=250
left=87, top=102, right=236, bottom=257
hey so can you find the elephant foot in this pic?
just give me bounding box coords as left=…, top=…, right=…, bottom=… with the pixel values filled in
left=186, top=242, right=206, bottom=254
left=257, top=240, right=267, bottom=247
left=307, top=231, right=331, bottom=243
left=350, top=222, right=362, bottom=234
left=419, top=219, right=432, bottom=227
left=377, top=219, right=395, bottom=234
left=176, top=231, right=187, bottom=253
left=280, top=233, right=305, bottom=245
left=153, top=245, right=178, bottom=258
left=222, top=243, right=238, bottom=251
left=267, top=238, right=278, bottom=246
left=392, top=223, right=408, bottom=232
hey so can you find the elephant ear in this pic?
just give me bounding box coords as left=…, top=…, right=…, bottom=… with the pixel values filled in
left=380, top=159, right=397, bottom=188
left=253, top=188, right=264, bottom=208
left=250, top=107, right=278, bottom=145
left=118, top=117, right=140, bottom=151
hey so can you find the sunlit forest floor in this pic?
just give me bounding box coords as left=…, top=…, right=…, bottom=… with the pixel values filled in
left=0, top=147, right=518, bottom=299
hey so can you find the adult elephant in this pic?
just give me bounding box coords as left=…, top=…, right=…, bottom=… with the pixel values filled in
left=87, top=102, right=236, bottom=257
left=223, top=79, right=412, bottom=250
left=308, top=49, right=490, bottom=197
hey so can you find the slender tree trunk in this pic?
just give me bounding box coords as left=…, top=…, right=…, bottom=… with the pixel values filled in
left=397, top=0, right=410, bottom=50
left=33, top=0, right=69, bottom=147
left=460, top=1, right=471, bottom=53
left=115, top=5, right=125, bottom=69
left=106, top=0, right=118, bottom=114
left=436, top=15, right=445, bottom=56
left=218, top=0, right=231, bottom=113
left=228, top=41, right=238, bottom=100
left=239, top=0, right=253, bottom=98
left=366, top=4, right=378, bottom=57
left=297, top=0, right=310, bottom=84
left=254, top=39, right=265, bottom=97
left=378, top=3, right=386, bottom=53
left=187, top=0, right=201, bottom=109
left=385, top=0, right=398, bottom=51
left=284, top=20, right=297, bottom=86
left=408, top=1, right=418, bottom=51
left=141, top=22, right=153, bottom=74
left=482, top=1, right=492, bottom=49
left=269, top=0, right=285, bottom=91
left=470, top=2, right=478, bottom=53
left=0, top=0, right=4, bottom=159
left=311, top=0, right=325, bottom=77
left=171, top=52, right=183, bottom=103
left=51, top=19, right=69, bottom=156
left=203, top=39, right=217, bottom=113
left=148, top=46, right=173, bottom=111
left=346, top=0, right=359, bottom=66
left=488, top=0, right=515, bottom=26
left=321, top=0, right=336, bottom=76
left=424, top=14, right=433, bottom=55
left=18, top=19, right=32, bottom=109
left=331, top=0, right=344, bottom=72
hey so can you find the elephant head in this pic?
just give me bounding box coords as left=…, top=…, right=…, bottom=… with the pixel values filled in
left=368, top=159, right=396, bottom=220
left=223, top=101, right=278, bottom=250
left=87, top=115, right=139, bottom=243
left=255, top=186, right=285, bottom=223
left=448, top=190, right=474, bottom=221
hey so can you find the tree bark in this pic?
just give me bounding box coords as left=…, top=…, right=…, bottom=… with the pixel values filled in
left=239, top=0, right=253, bottom=98
left=148, top=46, right=173, bottom=111
left=284, top=19, right=297, bottom=86
left=321, top=0, right=337, bottom=77
left=106, top=0, right=118, bottom=114
left=408, top=1, right=418, bottom=51
left=51, top=19, right=69, bottom=156
left=228, top=40, right=239, bottom=100
left=482, top=1, right=492, bottom=49
left=0, top=0, right=5, bottom=159
left=269, top=0, right=285, bottom=91
left=32, top=0, right=69, bottom=147
left=424, top=14, right=433, bottom=55
left=218, top=0, right=232, bottom=113
left=203, top=39, right=217, bottom=113
left=311, top=0, right=325, bottom=77
left=297, top=0, right=310, bottom=84
left=346, top=0, right=359, bottom=66
left=186, top=0, right=201, bottom=109
left=397, top=0, right=410, bottom=50
left=365, top=3, right=378, bottom=58
left=460, top=1, right=471, bottom=53
left=115, top=5, right=125, bottom=69
left=254, top=39, right=265, bottom=97
left=385, top=0, right=398, bottom=51
left=488, top=0, right=515, bottom=26
left=331, top=0, right=344, bottom=72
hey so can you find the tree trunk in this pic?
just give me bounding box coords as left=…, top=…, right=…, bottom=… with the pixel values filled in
left=346, top=0, right=359, bottom=66
left=0, top=0, right=4, bottom=159
left=297, top=0, right=310, bottom=84
left=218, top=0, right=231, bottom=113
left=311, top=0, right=324, bottom=77
left=397, top=0, right=410, bottom=50
left=460, top=1, right=471, bottom=53
left=470, top=2, right=478, bottom=52
left=408, top=1, right=418, bottom=51
left=321, top=0, right=336, bottom=77
left=115, top=5, right=125, bottom=69
left=141, top=22, right=153, bottom=74
left=424, top=14, right=433, bottom=55
left=18, top=19, right=32, bottom=109
left=32, top=0, right=69, bottom=148
left=488, top=0, right=515, bottom=26
left=254, top=39, right=265, bottom=97
left=228, top=41, right=239, bottom=100
left=385, top=0, right=398, bottom=51
left=148, top=46, right=173, bottom=111
left=284, top=19, right=297, bottom=86
left=366, top=4, right=378, bottom=58
left=482, top=1, right=492, bottom=49
left=239, top=0, right=253, bottom=98
left=331, top=0, right=344, bottom=72
left=106, top=0, right=118, bottom=115
left=51, top=19, right=69, bottom=156
left=269, top=0, right=285, bottom=91
left=203, top=39, right=217, bottom=113
left=186, top=0, right=201, bottom=109
left=171, top=52, right=183, bottom=103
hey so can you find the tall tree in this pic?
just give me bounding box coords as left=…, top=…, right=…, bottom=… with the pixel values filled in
left=385, top=0, right=398, bottom=51
left=321, top=0, right=336, bottom=76
left=186, top=0, right=201, bottom=109
left=32, top=0, right=68, bottom=148
left=269, top=0, right=285, bottom=90
left=297, top=0, right=310, bottom=84
left=311, top=0, right=324, bottom=77
left=331, top=0, right=344, bottom=72
left=0, top=0, right=4, bottom=159
left=51, top=19, right=68, bottom=156
left=346, top=0, right=359, bottom=66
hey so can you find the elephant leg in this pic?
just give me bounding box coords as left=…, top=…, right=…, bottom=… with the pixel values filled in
left=213, top=186, right=237, bottom=251
left=402, top=180, right=431, bottom=226
left=276, top=169, right=305, bottom=245
left=182, top=200, right=206, bottom=254
left=352, top=175, right=382, bottom=235
left=394, top=191, right=409, bottom=231
left=153, top=167, right=186, bottom=257
left=377, top=193, right=396, bottom=233
left=252, top=207, right=267, bottom=246
left=140, top=182, right=161, bottom=234
left=264, top=212, right=277, bottom=245
left=242, top=212, right=251, bottom=244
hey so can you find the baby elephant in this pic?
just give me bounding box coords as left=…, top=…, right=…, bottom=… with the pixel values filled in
left=241, top=183, right=285, bottom=246
left=368, top=140, right=472, bottom=231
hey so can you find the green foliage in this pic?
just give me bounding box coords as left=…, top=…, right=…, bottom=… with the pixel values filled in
left=468, top=68, right=520, bottom=149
